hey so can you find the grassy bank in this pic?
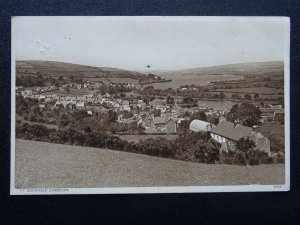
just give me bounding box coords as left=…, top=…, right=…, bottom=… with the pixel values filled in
left=15, top=139, right=285, bottom=188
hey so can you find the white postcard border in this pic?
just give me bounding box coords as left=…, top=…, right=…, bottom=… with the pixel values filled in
left=10, top=16, right=290, bottom=195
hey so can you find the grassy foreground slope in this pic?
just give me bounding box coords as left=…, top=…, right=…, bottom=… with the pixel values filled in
left=15, top=139, right=285, bottom=188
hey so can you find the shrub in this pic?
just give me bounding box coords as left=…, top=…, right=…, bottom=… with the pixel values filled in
left=247, top=150, right=271, bottom=165
left=271, top=153, right=285, bottom=164
left=190, top=139, right=220, bottom=164
left=219, top=149, right=273, bottom=166
left=233, top=151, right=247, bottom=166
left=219, top=151, right=236, bottom=165
left=16, top=123, right=279, bottom=166
left=135, top=137, right=174, bottom=158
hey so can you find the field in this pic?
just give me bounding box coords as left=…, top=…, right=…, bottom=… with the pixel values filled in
left=107, top=78, right=139, bottom=84
left=84, top=77, right=111, bottom=84
left=151, top=74, right=242, bottom=89
left=215, top=87, right=283, bottom=94
left=15, top=139, right=285, bottom=188
left=84, top=77, right=140, bottom=84
left=43, top=88, right=94, bottom=96
left=119, top=134, right=179, bottom=142
left=151, top=61, right=283, bottom=90
left=206, top=91, right=283, bottom=100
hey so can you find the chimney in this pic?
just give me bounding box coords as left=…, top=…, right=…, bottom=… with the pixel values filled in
left=233, top=118, right=241, bottom=127
left=219, top=116, right=226, bottom=122
left=252, top=125, right=259, bottom=132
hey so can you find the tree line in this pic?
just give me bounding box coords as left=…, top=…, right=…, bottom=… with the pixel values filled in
left=16, top=123, right=283, bottom=166
left=16, top=123, right=221, bottom=164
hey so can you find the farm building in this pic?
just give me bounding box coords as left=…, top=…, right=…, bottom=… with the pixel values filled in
left=152, top=117, right=176, bottom=134
left=76, top=102, right=85, bottom=109
left=189, top=119, right=215, bottom=132
left=55, top=100, right=76, bottom=109
left=38, top=103, right=46, bottom=108
left=142, top=115, right=177, bottom=134
left=152, top=99, right=167, bottom=106
left=273, top=109, right=284, bottom=121
left=210, top=120, right=270, bottom=155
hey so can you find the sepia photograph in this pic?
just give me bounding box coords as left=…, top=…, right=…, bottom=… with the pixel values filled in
left=10, top=16, right=290, bottom=194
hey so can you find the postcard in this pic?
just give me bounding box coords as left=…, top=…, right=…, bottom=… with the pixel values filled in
left=11, top=16, right=290, bottom=194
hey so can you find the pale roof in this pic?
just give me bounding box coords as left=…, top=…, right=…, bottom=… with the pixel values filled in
left=76, top=102, right=85, bottom=107
left=189, top=119, right=215, bottom=132
left=153, top=117, right=167, bottom=125
left=153, top=116, right=175, bottom=125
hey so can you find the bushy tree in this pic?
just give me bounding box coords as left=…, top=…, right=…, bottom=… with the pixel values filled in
left=190, top=111, right=207, bottom=122
left=219, top=92, right=225, bottom=100
left=178, top=120, right=189, bottom=131
left=153, top=109, right=161, bottom=117
left=236, top=137, right=256, bottom=152
left=166, top=96, right=175, bottom=105
left=234, top=137, right=259, bottom=165
left=191, top=139, right=220, bottom=163
left=181, top=96, right=197, bottom=106
left=207, top=115, right=219, bottom=125
left=226, top=103, right=262, bottom=127
left=106, top=110, right=117, bottom=122
left=226, top=104, right=239, bottom=123
left=173, top=131, right=220, bottom=163
left=244, top=93, right=252, bottom=100
left=136, top=137, right=174, bottom=158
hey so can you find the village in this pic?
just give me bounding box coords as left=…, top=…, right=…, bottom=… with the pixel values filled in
left=16, top=76, right=285, bottom=158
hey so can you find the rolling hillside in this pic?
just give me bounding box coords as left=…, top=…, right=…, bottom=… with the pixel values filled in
left=16, top=60, right=148, bottom=81
left=153, top=61, right=284, bottom=77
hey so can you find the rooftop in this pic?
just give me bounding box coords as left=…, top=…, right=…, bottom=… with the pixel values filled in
left=211, top=120, right=253, bottom=141
left=189, top=119, right=215, bottom=132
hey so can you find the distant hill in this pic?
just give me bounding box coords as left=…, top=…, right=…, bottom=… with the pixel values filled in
left=16, top=60, right=284, bottom=83
left=16, top=60, right=148, bottom=81
left=152, top=61, right=284, bottom=77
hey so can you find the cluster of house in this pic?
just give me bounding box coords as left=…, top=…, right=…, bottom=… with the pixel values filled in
left=60, top=80, right=139, bottom=90
left=117, top=113, right=180, bottom=134
left=16, top=83, right=282, bottom=156
left=142, top=114, right=183, bottom=134
left=118, top=105, right=223, bottom=135
left=117, top=107, right=273, bottom=156
left=260, top=104, right=284, bottom=122
left=60, top=81, right=100, bottom=90
left=16, top=85, right=58, bottom=95
left=189, top=117, right=271, bottom=156
left=18, top=85, right=223, bottom=126
left=16, top=78, right=138, bottom=98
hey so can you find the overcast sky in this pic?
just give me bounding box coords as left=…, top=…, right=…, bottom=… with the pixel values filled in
left=12, top=17, right=289, bottom=71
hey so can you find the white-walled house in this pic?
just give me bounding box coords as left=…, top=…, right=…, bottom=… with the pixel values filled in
left=210, top=120, right=271, bottom=155
left=76, top=101, right=85, bottom=109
